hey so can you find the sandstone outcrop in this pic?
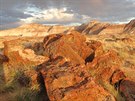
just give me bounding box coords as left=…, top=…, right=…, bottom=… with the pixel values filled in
left=75, top=19, right=135, bottom=35
left=124, top=19, right=135, bottom=33
left=43, top=31, right=94, bottom=65
left=0, top=23, right=73, bottom=37
left=75, top=20, right=110, bottom=35
left=3, top=39, right=48, bottom=67
left=0, top=19, right=134, bottom=37
left=36, top=32, right=135, bottom=101
left=86, top=50, right=123, bottom=82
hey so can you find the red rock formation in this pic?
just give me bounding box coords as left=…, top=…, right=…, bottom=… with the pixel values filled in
left=75, top=19, right=135, bottom=35
left=3, top=39, right=48, bottom=67
left=38, top=32, right=135, bottom=101
left=75, top=20, right=110, bottom=35
left=0, top=23, right=73, bottom=37
left=40, top=58, right=116, bottom=101
left=43, top=31, right=94, bottom=65
left=124, top=19, right=135, bottom=33
left=86, top=40, right=104, bottom=57
left=111, top=69, right=126, bottom=85
left=86, top=50, right=123, bottom=82
left=2, top=29, right=135, bottom=100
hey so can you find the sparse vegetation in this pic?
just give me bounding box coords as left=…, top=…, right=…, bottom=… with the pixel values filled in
left=0, top=67, right=43, bottom=101
left=98, top=80, right=125, bottom=101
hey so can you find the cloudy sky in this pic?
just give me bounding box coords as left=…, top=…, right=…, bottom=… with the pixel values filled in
left=0, top=0, right=135, bottom=30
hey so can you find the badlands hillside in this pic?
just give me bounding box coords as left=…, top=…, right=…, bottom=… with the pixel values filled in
left=0, top=20, right=135, bottom=101
left=0, top=23, right=74, bottom=37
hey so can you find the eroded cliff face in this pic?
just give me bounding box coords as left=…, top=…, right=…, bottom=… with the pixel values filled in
left=36, top=32, right=134, bottom=101
left=0, top=23, right=73, bottom=37
left=75, top=19, right=135, bottom=35
left=0, top=19, right=134, bottom=37
left=0, top=20, right=135, bottom=101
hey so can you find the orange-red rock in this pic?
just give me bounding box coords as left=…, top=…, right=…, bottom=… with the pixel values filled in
left=43, top=31, right=94, bottom=65
left=75, top=19, right=135, bottom=35
left=38, top=32, right=135, bottom=101
left=86, top=40, right=104, bottom=57
left=86, top=50, right=123, bottom=82
left=61, top=80, right=116, bottom=101
left=110, top=69, right=126, bottom=85
left=0, top=23, right=73, bottom=37
left=39, top=33, right=128, bottom=101
left=124, top=19, right=135, bottom=33
left=40, top=61, right=115, bottom=101
left=3, top=39, right=49, bottom=68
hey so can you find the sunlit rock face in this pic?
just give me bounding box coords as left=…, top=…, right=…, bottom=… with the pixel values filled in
left=0, top=19, right=135, bottom=101
left=75, top=19, right=135, bottom=35
left=36, top=31, right=135, bottom=101
left=0, top=23, right=73, bottom=37
left=0, top=19, right=134, bottom=37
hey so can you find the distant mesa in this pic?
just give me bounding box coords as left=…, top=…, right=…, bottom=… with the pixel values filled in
left=75, top=19, right=135, bottom=35
left=0, top=19, right=134, bottom=37
left=0, top=23, right=73, bottom=37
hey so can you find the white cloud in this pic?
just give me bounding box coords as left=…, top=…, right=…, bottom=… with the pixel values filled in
left=20, top=6, right=91, bottom=24
left=114, top=17, right=135, bottom=24
left=125, top=0, right=135, bottom=6
left=126, top=0, right=135, bottom=2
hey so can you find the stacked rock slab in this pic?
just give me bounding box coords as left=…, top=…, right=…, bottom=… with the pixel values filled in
left=39, top=31, right=135, bottom=101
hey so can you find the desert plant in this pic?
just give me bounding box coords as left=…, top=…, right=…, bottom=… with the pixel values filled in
left=13, top=69, right=31, bottom=87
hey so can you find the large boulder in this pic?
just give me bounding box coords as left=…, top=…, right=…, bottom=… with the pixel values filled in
left=39, top=57, right=115, bottom=101
left=86, top=50, right=124, bottom=82
left=43, top=31, right=94, bottom=65
left=39, top=32, right=135, bottom=101
left=61, top=79, right=116, bottom=101
left=39, top=33, right=131, bottom=101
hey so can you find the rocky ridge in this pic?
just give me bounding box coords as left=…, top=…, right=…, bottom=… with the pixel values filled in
left=0, top=20, right=135, bottom=101
left=0, top=19, right=134, bottom=37
left=0, top=23, right=73, bottom=37
left=37, top=31, right=134, bottom=101
left=75, top=19, right=135, bottom=35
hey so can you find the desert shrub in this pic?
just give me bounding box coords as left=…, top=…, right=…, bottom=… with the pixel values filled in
left=15, top=88, right=39, bottom=101
left=0, top=83, right=14, bottom=94
left=14, top=87, right=48, bottom=101
left=13, top=70, right=31, bottom=87
left=98, top=80, right=125, bottom=101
